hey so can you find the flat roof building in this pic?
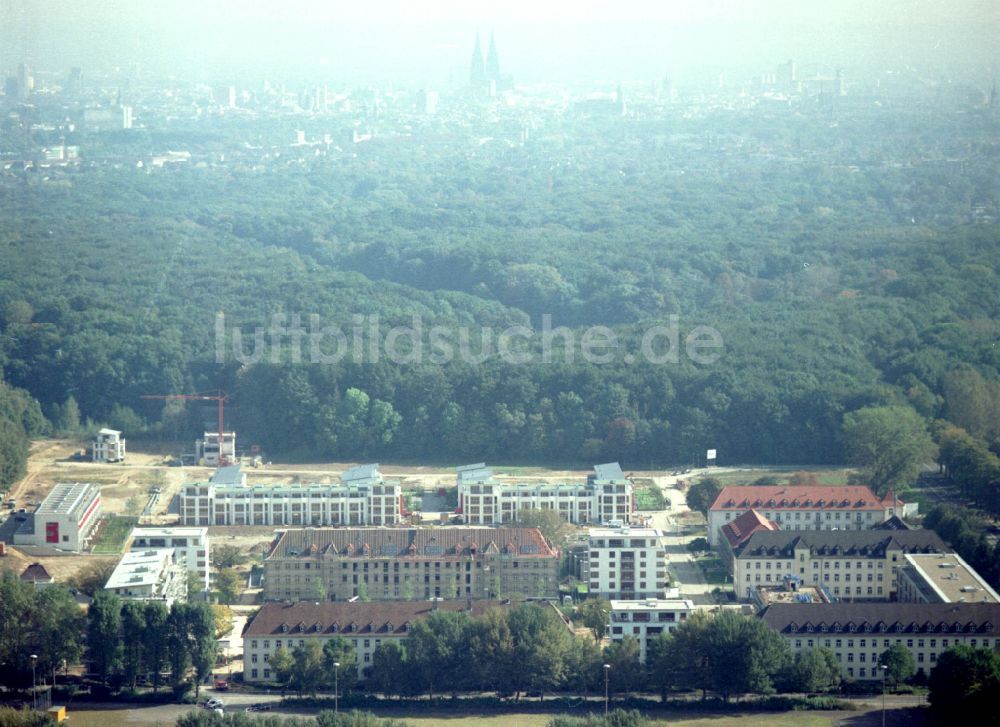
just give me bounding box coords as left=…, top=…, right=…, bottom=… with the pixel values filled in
left=458, top=462, right=634, bottom=525
left=585, top=526, right=666, bottom=600
left=180, top=464, right=400, bottom=527
left=104, top=549, right=188, bottom=605
left=92, top=428, right=125, bottom=463
left=129, top=527, right=210, bottom=591
left=897, top=553, right=1000, bottom=604
left=13, top=483, right=101, bottom=552
left=608, top=599, right=696, bottom=662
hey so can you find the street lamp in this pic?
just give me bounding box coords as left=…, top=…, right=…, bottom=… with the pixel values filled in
left=603, top=663, right=611, bottom=718
left=30, top=654, right=38, bottom=710
left=333, top=661, right=340, bottom=714
left=880, top=664, right=888, bottom=727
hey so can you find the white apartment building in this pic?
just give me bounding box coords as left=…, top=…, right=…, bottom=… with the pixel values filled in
left=13, top=483, right=102, bottom=552
left=762, top=602, right=1000, bottom=680
left=103, top=549, right=188, bottom=606
left=707, top=486, right=900, bottom=546
left=243, top=600, right=508, bottom=681
left=129, top=527, right=211, bottom=591
left=585, top=526, right=666, bottom=600
left=608, top=599, right=696, bottom=662
left=92, top=428, right=125, bottom=463
left=196, top=432, right=236, bottom=467
left=179, top=464, right=401, bottom=527
left=897, top=553, right=1000, bottom=604
left=457, top=462, right=633, bottom=525
left=732, top=530, right=951, bottom=601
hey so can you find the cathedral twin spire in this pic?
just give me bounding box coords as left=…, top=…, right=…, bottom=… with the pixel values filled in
left=470, top=32, right=501, bottom=87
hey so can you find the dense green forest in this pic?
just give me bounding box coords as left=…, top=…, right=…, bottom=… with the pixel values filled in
left=1, top=103, right=998, bottom=474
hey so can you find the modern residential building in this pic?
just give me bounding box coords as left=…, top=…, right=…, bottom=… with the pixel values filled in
left=608, top=598, right=696, bottom=662
left=457, top=462, right=634, bottom=525
left=103, top=549, right=188, bottom=605
left=732, top=530, right=951, bottom=601
left=262, top=526, right=559, bottom=602
left=243, top=600, right=511, bottom=681
left=585, top=526, right=666, bottom=600
left=91, top=428, right=125, bottom=463
left=129, top=527, right=211, bottom=591
left=897, top=553, right=1000, bottom=604
left=179, top=464, right=401, bottom=526
left=761, top=602, right=1000, bottom=680
left=12, top=483, right=101, bottom=552
left=195, top=431, right=236, bottom=467
left=707, top=486, right=904, bottom=546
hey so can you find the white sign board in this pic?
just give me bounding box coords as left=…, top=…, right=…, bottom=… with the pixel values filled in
left=706, top=449, right=717, bottom=460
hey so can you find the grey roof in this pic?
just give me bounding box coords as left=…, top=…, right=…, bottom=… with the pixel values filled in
left=266, top=527, right=557, bottom=560
left=457, top=463, right=493, bottom=484
left=735, top=529, right=950, bottom=559
left=244, top=600, right=511, bottom=637
left=210, top=465, right=244, bottom=485
left=341, top=464, right=381, bottom=483
left=20, top=563, right=53, bottom=582
left=761, top=602, right=1000, bottom=634
left=872, top=515, right=912, bottom=530
left=593, top=462, right=625, bottom=481
left=36, top=483, right=99, bottom=516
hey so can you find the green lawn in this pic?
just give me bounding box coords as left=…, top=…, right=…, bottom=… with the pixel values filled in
left=634, top=482, right=667, bottom=511
left=90, top=515, right=139, bottom=554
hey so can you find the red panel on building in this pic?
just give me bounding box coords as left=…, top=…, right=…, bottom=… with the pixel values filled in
left=45, top=522, right=59, bottom=543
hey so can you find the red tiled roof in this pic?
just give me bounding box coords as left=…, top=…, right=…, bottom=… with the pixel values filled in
left=721, top=509, right=779, bottom=549
left=243, top=600, right=511, bottom=637
left=710, top=485, right=893, bottom=512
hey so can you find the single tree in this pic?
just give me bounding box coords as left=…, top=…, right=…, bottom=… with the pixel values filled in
left=686, top=477, right=723, bottom=517
left=211, top=544, right=247, bottom=569
left=87, top=590, right=123, bottom=683
left=368, top=642, right=407, bottom=697
left=577, top=598, right=611, bottom=641
left=842, top=406, right=937, bottom=496
left=879, top=643, right=916, bottom=687
left=215, top=569, right=243, bottom=604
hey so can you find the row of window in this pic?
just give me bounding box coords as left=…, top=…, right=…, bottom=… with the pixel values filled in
left=793, top=637, right=997, bottom=649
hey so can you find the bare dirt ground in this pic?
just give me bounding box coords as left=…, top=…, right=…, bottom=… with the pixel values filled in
left=0, top=543, right=120, bottom=582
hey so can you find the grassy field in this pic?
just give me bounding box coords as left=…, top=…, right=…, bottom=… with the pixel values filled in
left=90, top=515, right=139, bottom=554
left=695, top=554, right=730, bottom=585
left=709, top=469, right=854, bottom=487
left=63, top=707, right=839, bottom=727
left=633, top=480, right=668, bottom=511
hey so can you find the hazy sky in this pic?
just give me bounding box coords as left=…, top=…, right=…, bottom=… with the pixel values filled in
left=3, top=0, right=997, bottom=86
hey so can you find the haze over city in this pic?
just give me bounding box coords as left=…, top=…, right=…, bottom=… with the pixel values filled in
left=2, top=0, right=998, bottom=85
left=1, top=0, right=1000, bottom=724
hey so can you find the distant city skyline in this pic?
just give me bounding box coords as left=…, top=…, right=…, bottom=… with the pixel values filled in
left=1, top=1, right=996, bottom=86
